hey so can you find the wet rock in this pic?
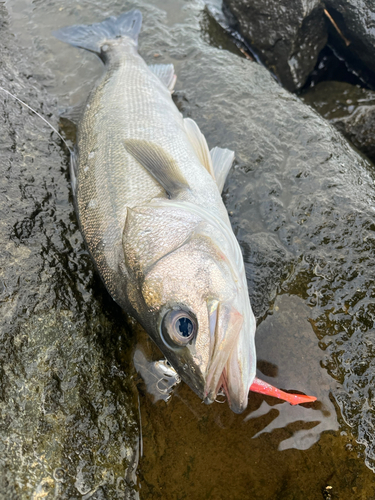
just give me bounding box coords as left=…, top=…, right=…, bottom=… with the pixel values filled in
left=324, top=0, right=375, bottom=79
left=5, top=0, right=375, bottom=496
left=149, top=3, right=375, bottom=473
left=222, top=0, right=327, bottom=91
left=0, top=5, right=139, bottom=498
left=302, top=81, right=375, bottom=163
left=1, top=312, right=139, bottom=499
left=337, top=106, right=375, bottom=162
left=241, top=232, right=293, bottom=319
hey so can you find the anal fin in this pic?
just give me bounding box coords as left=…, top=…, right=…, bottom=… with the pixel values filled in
left=148, top=64, right=176, bottom=91
left=59, top=103, right=85, bottom=124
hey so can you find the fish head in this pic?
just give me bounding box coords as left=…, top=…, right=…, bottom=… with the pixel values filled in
left=123, top=203, right=256, bottom=413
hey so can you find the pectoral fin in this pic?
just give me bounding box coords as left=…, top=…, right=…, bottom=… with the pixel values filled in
left=124, top=139, right=190, bottom=198
left=183, top=118, right=235, bottom=192
left=210, top=147, right=235, bottom=193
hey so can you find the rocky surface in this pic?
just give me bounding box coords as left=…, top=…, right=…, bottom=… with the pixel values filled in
left=168, top=3, right=375, bottom=477
left=0, top=5, right=139, bottom=498
left=325, top=0, right=375, bottom=79
left=221, top=0, right=375, bottom=93
left=302, top=81, right=375, bottom=162
left=222, top=0, right=327, bottom=91
left=3, top=0, right=375, bottom=498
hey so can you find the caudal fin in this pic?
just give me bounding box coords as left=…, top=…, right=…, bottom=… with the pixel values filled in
left=53, top=10, right=142, bottom=55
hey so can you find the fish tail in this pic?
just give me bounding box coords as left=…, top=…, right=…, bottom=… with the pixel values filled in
left=53, top=10, right=142, bottom=55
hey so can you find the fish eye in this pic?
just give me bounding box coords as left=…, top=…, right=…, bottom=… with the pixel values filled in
left=161, top=309, right=197, bottom=347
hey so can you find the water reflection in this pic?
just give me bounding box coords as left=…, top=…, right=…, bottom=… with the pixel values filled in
left=253, top=294, right=339, bottom=450
left=136, top=294, right=338, bottom=452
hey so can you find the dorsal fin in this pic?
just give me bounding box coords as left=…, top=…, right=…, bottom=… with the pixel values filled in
left=183, top=118, right=215, bottom=179
left=148, top=64, right=177, bottom=91
left=123, top=139, right=190, bottom=198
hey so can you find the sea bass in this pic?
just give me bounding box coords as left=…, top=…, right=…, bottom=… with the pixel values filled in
left=54, top=10, right=316, bottom=413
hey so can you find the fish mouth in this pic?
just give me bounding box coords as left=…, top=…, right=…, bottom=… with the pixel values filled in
left=203, top=354, right=236, bottom=407
left=205, top=355, right=318, bottom=412
left=204, top=364, right=250, bottom=414
left=203, top=300, right=257, bottom=414
left=204, top=367, right=230, bottom=404
left=203, top=301, right=243, bottom=405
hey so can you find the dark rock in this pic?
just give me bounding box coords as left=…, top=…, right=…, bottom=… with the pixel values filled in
left=302, top=81, right=375, bottom=162
left=223, top=0, right=327, bottom=91
left=241, top=232, right=293, bottom=319
left=336, top=106, right=375, bottom=162
left=324, top=0, right=375, bottom=81
left=0, top=4, right=139, bottom=498
left=5, top=0, right=375, bottom=496
left=163, top=4, right=375, bottom=472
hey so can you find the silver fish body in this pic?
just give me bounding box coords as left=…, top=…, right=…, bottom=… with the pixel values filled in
left=55, top=10, right=257, bottom=413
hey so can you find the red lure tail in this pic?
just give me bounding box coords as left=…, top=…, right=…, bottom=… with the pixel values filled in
left=249, top=377, right=317, bottom=405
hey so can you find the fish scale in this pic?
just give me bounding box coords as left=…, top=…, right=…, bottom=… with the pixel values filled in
left=54, top=10, right=316, bottom=412
left=76, top=35, right=225, bottom=306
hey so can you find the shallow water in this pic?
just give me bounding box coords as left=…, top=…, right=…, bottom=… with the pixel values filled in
left=2, top=0, right=375, bottom=498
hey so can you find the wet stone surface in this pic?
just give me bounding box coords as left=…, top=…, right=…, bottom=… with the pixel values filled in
left=302, top=81, right=375, bottom=163
left=172, top=5, right=375, bottom=478
left=324, top=0, right=375, bottom=79
left=0, top=5, right=139, bottom=498
left=222, top=0, right=327, bottom=91
left=2, top=0, right=375, bottom=498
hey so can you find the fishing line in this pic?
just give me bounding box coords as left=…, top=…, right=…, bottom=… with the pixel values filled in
left=0, top=85, right=72, bottom=153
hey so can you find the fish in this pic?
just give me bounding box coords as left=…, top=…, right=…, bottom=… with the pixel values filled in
left=54, top=10, right=316, bottom=413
